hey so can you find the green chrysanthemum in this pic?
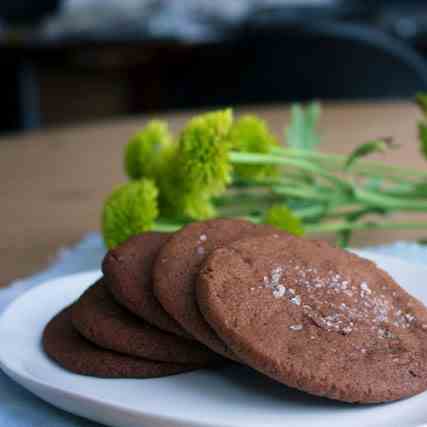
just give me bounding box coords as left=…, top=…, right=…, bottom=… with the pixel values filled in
left=264, top=204, right=304, bottom=236
left=159, top=183, right=217, bottom=221
left=179, top=194, right=217, bottom=220
left=176, top=109, right=233, bottom=196
left=102, top=179, right=159, bottom=248
left=151, top=141, right=217, bottom=221
left=230, top=115, right=279, bottom=180
left=156, top=109, right=233, bottom=221
left=125, top=120, right=172, bottom=180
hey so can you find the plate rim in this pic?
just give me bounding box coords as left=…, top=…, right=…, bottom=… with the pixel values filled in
left=1, top=251, right=427, bottom=427
left=0, top=270, right=231, bottom=427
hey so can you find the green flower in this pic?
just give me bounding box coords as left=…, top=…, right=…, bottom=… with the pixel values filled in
left=102, top=179, right=159, bottom=248
left=176, top=109, right=233, bottom=197
left=158, top=174, right=217, bottom=221
left=179, top=194, right=217, bottom=220
left=230, top=115, right=279, bottom=180
left=125, top=121, right=172, bottom=180
left=264, top=204, right=304, bottom=236
left=157, top=109, right=233, bottom=221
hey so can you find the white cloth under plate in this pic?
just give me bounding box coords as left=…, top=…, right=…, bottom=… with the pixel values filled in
left=1, top=233, right=427, bottom=426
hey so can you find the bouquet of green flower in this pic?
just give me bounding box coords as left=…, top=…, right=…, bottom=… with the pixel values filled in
left=102, top=96, right=427, bottom=249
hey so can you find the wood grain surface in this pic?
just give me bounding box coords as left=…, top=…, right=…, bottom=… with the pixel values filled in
left=1, top=102, right=426, bottom=287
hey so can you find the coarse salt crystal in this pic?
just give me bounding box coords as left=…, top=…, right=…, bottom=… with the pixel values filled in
left=289, top=324, right=303, bottom=331
left=342, top=325, right=353, bottom=334
left=360, top=282, right=372, bottom=297
left=291, top=295, right=301, bottom=305
left=405, top=313, right=416, bottom=322
left=273, top=284, right=286, bottom=299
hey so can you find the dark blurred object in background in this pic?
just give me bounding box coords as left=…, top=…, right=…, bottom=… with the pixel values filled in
left=2, top=0, right=427, bottom=134
left=374, top=0, right=427, bottom=49
left=0, top=0, right=58, bottom=24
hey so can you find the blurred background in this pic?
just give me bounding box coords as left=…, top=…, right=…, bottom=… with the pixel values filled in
left=2, top=0, right=427, bottom=134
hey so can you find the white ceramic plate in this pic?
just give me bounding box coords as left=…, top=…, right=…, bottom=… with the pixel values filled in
left=1, top=251, right=427, bottom=427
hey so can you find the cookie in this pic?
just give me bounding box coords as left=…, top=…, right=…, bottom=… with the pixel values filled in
left=153, top=219, right=278, bottom=358
left=103, top=232, right=188, bottom=337
left=71, top=280, right=219, bottom=365
left=43, top=306, right=197, bottom=378
left=197, top=234, right=427, bottom=403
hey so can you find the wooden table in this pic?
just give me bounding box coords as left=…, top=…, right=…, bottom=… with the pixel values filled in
left=1, top=102, right=426, bottom=287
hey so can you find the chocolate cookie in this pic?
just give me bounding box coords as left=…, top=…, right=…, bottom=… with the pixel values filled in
left=153, top=219, right=278, bottom=358
left=71, top=280, right=219, bottom=365
left=103, top=232, right=188, bottom=337
left=197, top=234, right=427, bottom=403
left=43, top=306, right=197, bottom=378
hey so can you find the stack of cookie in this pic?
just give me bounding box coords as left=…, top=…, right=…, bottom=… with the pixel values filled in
left=43, top=219, right=427, bottom=403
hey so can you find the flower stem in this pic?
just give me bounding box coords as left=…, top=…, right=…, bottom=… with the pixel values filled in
left=294, top=205, right=327, bottom=219
left=272, top=146, right=427, bottom=180
left=153, top=220, right=185, bottom=232
left=272, top=185, right=347, bottom=202
left=229, top=151, right=350, bottom=188
left=355, top=188, right=427, bottom=211
left=305, top=220, right=427, bottom=234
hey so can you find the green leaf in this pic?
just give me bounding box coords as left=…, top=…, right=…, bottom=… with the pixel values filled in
left=285, top=102, right=321, bottom=151
left=345, top=138, right=396, bottom=169
left=419, top=123, right=427, bottom=160
left=415, top=181, right=427, bottom=195
left=335, top=206, right=388, bottom=247
left=336, top=230, right=351, bottom=248
left=416, top=94, right=427, bottom=160
left=264, top=204, right=305, bottom=236
left=416, top=93, right=427, bottom=116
